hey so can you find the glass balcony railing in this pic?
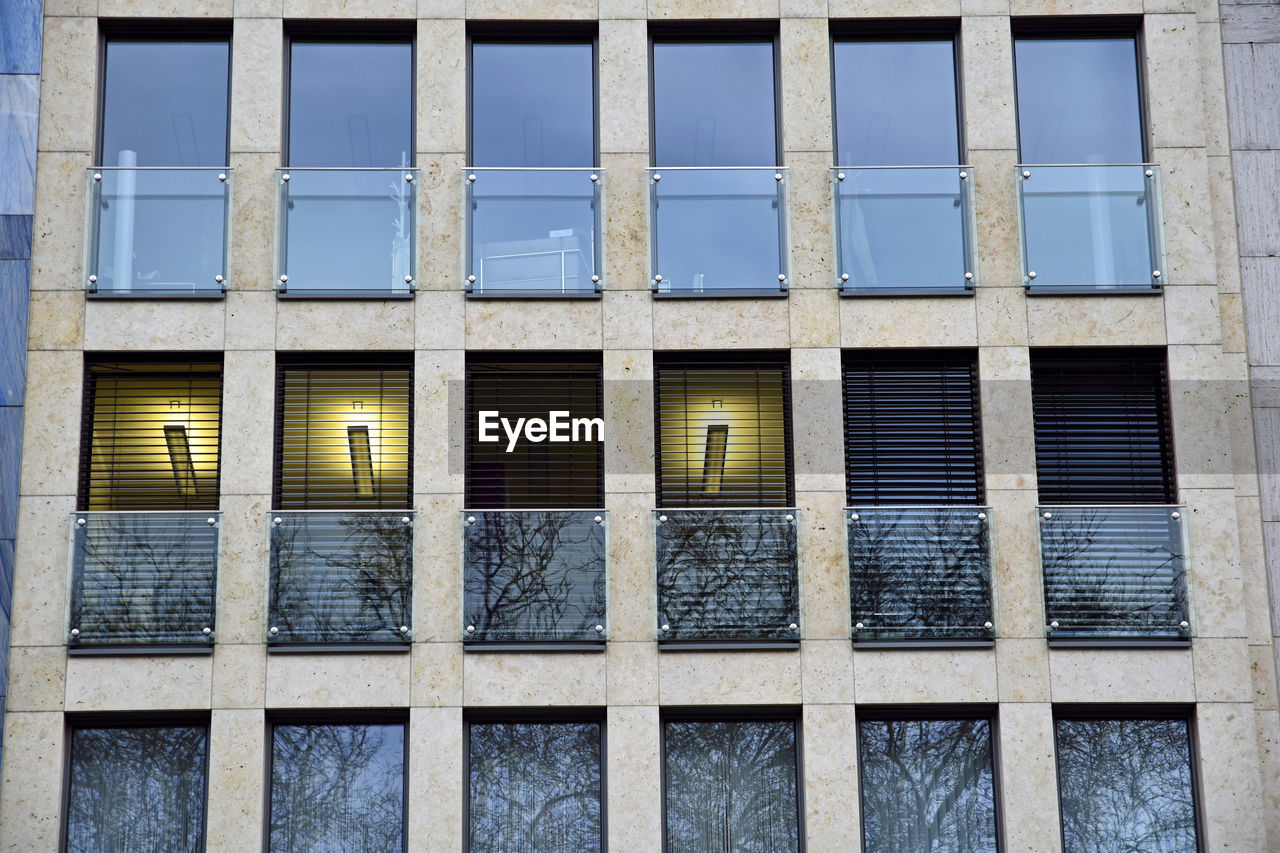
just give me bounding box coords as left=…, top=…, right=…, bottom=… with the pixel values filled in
left=465, top=168, right=603, bottom=296
left=68, top=511, right=219, bottom=648
left=84, top=167, right=230, bottom=297
left=655, top=509, right=799, bottom=643
left=848, top=506, right=993, bottom=643
left=462, top=510, right=607, bottom=645
left=649, top=167, right=790, bottom=295
left=268, top=510, right=413, bottom=646
left=1017, top=164, right=1165, bottom=292
left=275, top=168, right=417, bottom=297
left=834, top=167, right=977, bottom=294
left=1038, top=505, right=1190, bottom=642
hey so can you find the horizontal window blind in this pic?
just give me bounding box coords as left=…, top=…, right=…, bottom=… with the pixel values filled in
left=1031, top=348, right=1175, bottom=504
left=843, top=350, right=983, bottom=505
left=466, top=357, right=603, bottom=509
left=80, top=360, right=223, bottom=512
left=655, top=354, right=792, bottom=507
left=275, top=358, right=412, bottom=510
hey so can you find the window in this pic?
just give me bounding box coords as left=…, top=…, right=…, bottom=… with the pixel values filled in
left=831, top=31, right=975, bottom=292
left=857, top=713, right=1000, bottom=852
left=463, top=356, right=607, bottom=644
left=467, top=716, right=603, bottom=852
left=277, top=36, right=416, bottom=296
left=843, top=351, right=992, bottom=642
left=662, top=714, right=802, bottom=852
left=88, top=36, right=231, bottom=296
left=268, top=356, right=413, bottom=645
left=1031, top=349, right=1188, bottom=640
left=65, top=722, right=209, bottom=851
left=269, top=719, right=407, bottom=852
left=70, top=358, right=222, bottom=648
left=1054, top=713, right=1201, bottom=852
left=649, top=35, right=789, bottom=294
left=654, top=353, right=798, bottom=643
left=467, top=36, right=602, bottom=296
left=1013, top=26, right=1163, bottom=290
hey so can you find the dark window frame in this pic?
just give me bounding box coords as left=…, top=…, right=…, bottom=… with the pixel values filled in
left=828, top=20, right=967, bottom=168
left=281, top=23, right=417, bottom=169
left=659, top=706, right=806, bottom=853
left=647, top=23, right=785, bottom=169
left=60, top=711, right=212, bottom=853
left=1011, top=17, right=1150, bottom=165
left=264, top=709, right=410, bottom=853
left=1052, top=704, right=1204, bottom=853
left=855, top=704, right=1005, bottom=853
left=462, top=708, right=607, bottom=853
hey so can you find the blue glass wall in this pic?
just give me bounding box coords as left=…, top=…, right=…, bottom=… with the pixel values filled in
left=0, top=0, right=44, bottom=780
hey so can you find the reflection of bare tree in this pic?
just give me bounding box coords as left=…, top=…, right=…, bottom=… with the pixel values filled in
left=1056, top=718, right=1198, bottom=852
left=664, top=720, right=799, bottom=853
left=464, top=512, right=606, bottom=642
left=849, top=508, right=991, bottom=641
left=66, top=725, right=207, bottom=852
left=469, top=722, right=602, bottom=851
left=656, top=510, right=798, bottom=640
left=1040, top=507, right=1186, bottom=638
left=270, top=512, right=411, bottom=643
left=71, top=513, right=217, bottom=645
left=858, top=718, right=998, bottom=852
left=270, top=723, right=405, bottom=852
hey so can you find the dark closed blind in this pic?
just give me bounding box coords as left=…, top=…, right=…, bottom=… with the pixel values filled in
left=79, top=360, right=223, bottom=511
left=275, top=358, right=412, bottom=509
left=655, top=353, right=793, bottom=507
left=466, top=356, right=603, bottom=509
left=1031, top=348, right=1175, bottom=504
left=843, top=350, right=984, bottom=506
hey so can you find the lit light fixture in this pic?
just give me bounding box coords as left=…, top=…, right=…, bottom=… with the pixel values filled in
left=169, top=399, right=182, bottom=410
left=351, top=400, right=363, bottom=411
left=701, top=424, right=728, bottom=495
left=348, top=425, right=374, bottom=497
left=711, top=399, right=723, bottom=408
left=164, top=424, right=196, bottom=497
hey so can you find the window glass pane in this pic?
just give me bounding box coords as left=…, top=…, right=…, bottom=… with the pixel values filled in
left=270, top=723, right=406, bottom=852
left=468, top=721, right=603, bottom=851
left=664, top=719, right=800, bottom=852
left=288, top=42, right=413, bottom=167
left=101, top=40, right=229, bottom=167
left=66, top=725, right=208, bottom=851
left=833, top=39, right=960, bottom=166
left=1055, top=718, right=1199, bottom=853
left=858, top=717, right=998, bottom=853
left=1015, top=37, right=1144, bottom=164
left=653, top=41, right=778, bottom=166
left=472, top=42, right=595, bottom=167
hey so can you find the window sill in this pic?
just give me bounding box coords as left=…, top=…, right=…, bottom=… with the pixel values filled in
left=658, top=639, right=800, bottom=651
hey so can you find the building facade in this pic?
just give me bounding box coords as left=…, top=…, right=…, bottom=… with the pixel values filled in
left=2, top=0, right=1277, bottom=850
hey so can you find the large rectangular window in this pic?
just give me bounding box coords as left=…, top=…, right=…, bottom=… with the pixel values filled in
left=831, top=32, right=975, bottom=293
left=277, top=36, right=417, bottom=296
left=1013, top=26, right=1163, bottom=291
left=649, top=35, right=789, bottom=294
left=1055, top=713, right=1201, bottom=852
left=65, top=722, right=209, bottom=851
left=843, top=351, right=992, bottom=642
left=1032, top=349, right=1188, bottom=641
left=467, top=716, right=603, bottom=852
left=269, top=719, right=407, bottom=852
left=857, top=713, right=1000, bottom=852
left=467, top=37, right=602, bottom=296
left=663, top=715, right=802, bottom=852
left=88, top=36, right=231, bottom=296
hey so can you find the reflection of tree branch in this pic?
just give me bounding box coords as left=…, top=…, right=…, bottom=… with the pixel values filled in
left=270, top=513, right=411, bottom=643
left=464, top=512, right=606, bottom=642
left=849, top=508, right=991, bottom=640
left=656, top=511, right=798, bottom=640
